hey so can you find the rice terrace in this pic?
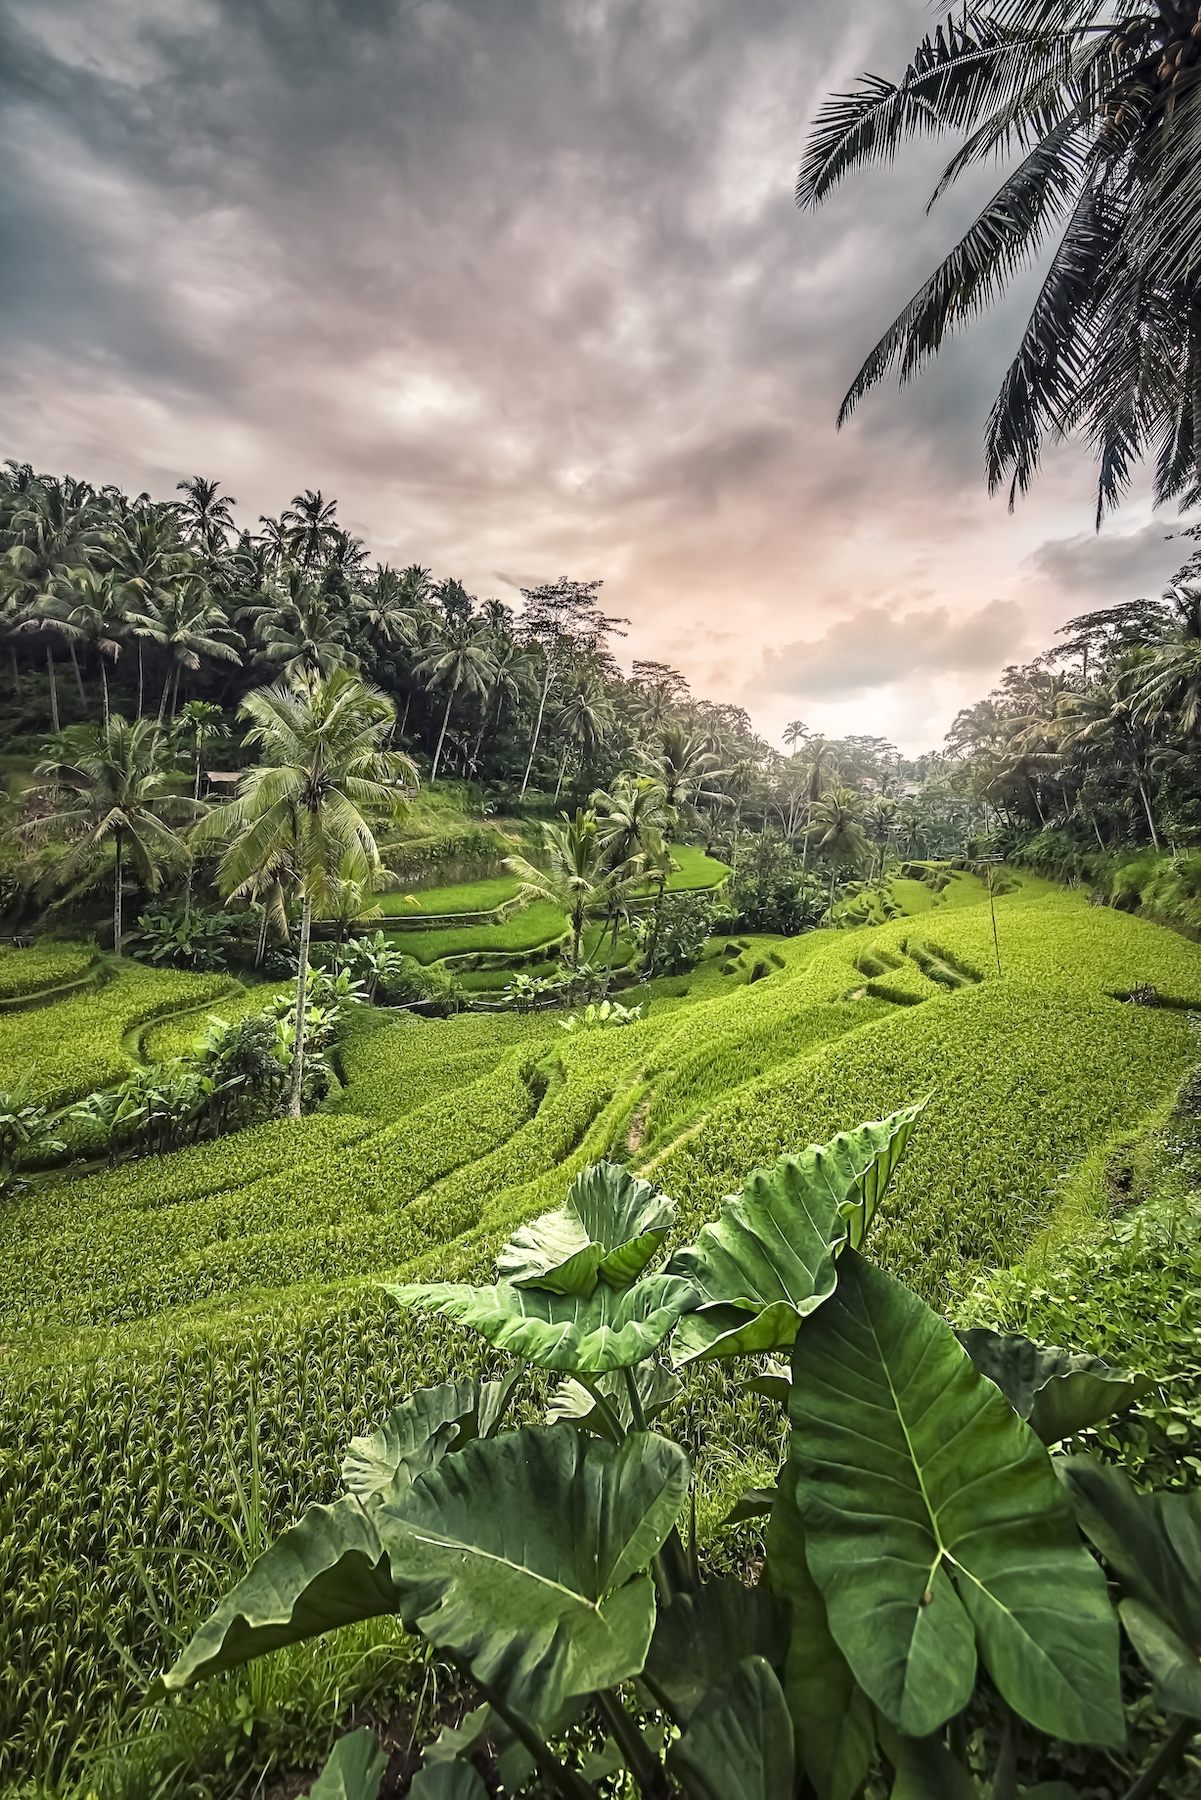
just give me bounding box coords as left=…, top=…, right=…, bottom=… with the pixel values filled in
left=11, top=0, right=1201, bottom=1797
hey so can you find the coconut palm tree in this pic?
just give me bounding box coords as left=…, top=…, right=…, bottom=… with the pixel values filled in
left=196, top=669, right=416, bottom=1115
left=415, top=623, right=497, bottom=782
left=799, top=0, right=1201, bottom=516
left=126, top=573, right=243, bottom=721
left=1133, top=583, right=1201, bottom=734
left=552, top=676, right=614, bottom=798
left=2, top=475, right=106, bottom=725
left=26, top=715, right=200, bottom=953
left=249, top=571, right=357, bottom=679
left=107, top=509, right=195, bottom=717
left=501, top=808, right=644, bottom=971
left=280, top=490, right=341, bottom=569
left=1061, top=668, right=1165, bottom=847
left=41, top=566, right=126, bottom=726
left=638, top=724, right=731, bottom=823
left=807, top=786, right=871, bottom=907
left=175, top=477, right=237, bottom=554
left=354, top=563, right=425, bottom=656
left=174, top=698, right=229, bottom=801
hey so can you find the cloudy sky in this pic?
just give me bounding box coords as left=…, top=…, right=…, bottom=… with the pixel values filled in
left=1, top=0, right=1195, bottom=751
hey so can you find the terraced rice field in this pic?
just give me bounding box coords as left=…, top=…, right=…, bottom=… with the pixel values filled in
left=3, top=871, right=1201, bottom=1786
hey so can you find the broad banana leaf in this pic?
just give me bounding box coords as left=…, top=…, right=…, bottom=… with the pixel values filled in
left=311, top=1729, right=388, bottom=1800
left=341, top=1378, right=509, bottom=1505
left=547, top=1359, right=682, bottom=1433
left=789, top=1251, right=1122, bottom=1746
left=764, top=1466, right=875, bottom=1800
left=1060, top=1457, right=1201, bottom=1720
left=408, top=1762, right=488, bottom=1800
left=389, top=1424, right=690, bottom=1727
left=643, top=1578, right=790, bottom=1722
left=387, top=1274, right=699, bottom=1372
left=667, top=1105, right=924, bottom=1364
left=721, top=1486, right=778, bottom=1527
left=163, top=1495, right=401, bottom=1689
left=667, top=1656, right=795, bottom=1800
left=957, top=1328, right=1152, bottom=1445
left=497, top=1162, right=676, bottom=1295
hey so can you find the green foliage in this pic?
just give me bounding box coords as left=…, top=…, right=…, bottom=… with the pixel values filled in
left=165, top=1122, right=1158, bottom=1800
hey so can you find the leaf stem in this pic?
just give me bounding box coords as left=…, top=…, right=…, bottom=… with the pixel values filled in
left=596, top=1689, right=670, bottom=1800
left=623, top=1365, right=649, bottom=1433
left=449, top=1662, right=598, bottom=1800
left=1122, top=1715, right=1196, bottom=1800
left=580, top=1378, right=626, bottom=1444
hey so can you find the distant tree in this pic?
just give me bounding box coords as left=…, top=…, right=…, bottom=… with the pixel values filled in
left=250, top=571, right=358, bottom=679
left=175, top=477, right=238, bottom=554
left=43, top=566, right=126, bottom=727
left=280, top=490, right=341, bottom=569
left=28, top=715, right=199, bottom=953
left=415, top=623, right=497, bottom=782
left=502, top=808, right=644, bottom=970
left=198, top=669, right=415, bottom=1116
left=126, top=574, right=242, bottom=721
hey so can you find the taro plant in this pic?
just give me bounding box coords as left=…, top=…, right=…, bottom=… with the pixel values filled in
left=160, top=1101, right=1187, bottom=1798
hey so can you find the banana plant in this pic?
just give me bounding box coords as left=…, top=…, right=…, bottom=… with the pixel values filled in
left=162, top=1110, right=1179, bottom=1799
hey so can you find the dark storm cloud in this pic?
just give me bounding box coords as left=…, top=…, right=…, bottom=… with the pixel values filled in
left=749, top=600, right=1025, bottom=703
left=1029, top=522, right=1193, bottom=602
left=0, top=0, right=1166, bottom=747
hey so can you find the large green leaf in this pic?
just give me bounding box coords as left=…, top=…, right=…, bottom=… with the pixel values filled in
left=876, top=1722, right=977, bottom=1800
left=667, top=1656, right=795, bottom=1800
left=764, top=1466, right=875, bottom=1800
left=957, top=1327, right=1152, bottom=1445
left=408, top=1762, right=488, bottom=1800
left=385, top=1425, right=689, bottom=1727
left=497, top=1162, right=676, bottom=1295
left=163, top=1496, right=401, bottom=1690
left=643, top=1578, right=791, bottom=1723
left=311, top=1729, right=388, bottom=1800
left=341, top=1379, right=510, bottom=1505
left=1060, top=1457, right=1201, bottom=1720
left=667, top=1104, right=924, bottom=1364
left=387, top=1274, right=699, bottom=1372
left=789, top=1251, right=1122, bottom=1745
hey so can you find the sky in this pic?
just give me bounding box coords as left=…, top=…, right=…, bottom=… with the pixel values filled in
left=1, top=0, right=1196, bottom=754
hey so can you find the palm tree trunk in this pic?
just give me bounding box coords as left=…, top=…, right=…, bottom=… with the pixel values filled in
left=521, top=656, right=554, bottom=799
left=136, top=640, right=144, bottom=719
left=157, top=661, right=171, bottom=725
left=69, top=642, right=86, bottom=708
left=571, top=901, right=584, bottom=971
left=400, top=690, right=411, bottom=734
left=100, top=657, right=110, bottom=730
left=554, top=751, right=570, bottom=802
left=1138, top=780, right=1161, bottom=850
left=289, top=894, right=313, bottom=1119
left=113, top=829, right=123, bottom=955
left=46, top=645, right=60, bottom=734
left=255, top=907, right=268, bottom=968
left=9, top=647, right=20, bottom=697
left=430, top=687, right=454, bottom=782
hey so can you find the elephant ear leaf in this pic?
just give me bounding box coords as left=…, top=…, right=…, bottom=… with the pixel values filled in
left=497, top=1162, right=675, bottom=1295
left=1059, top=1458, right=1201, bottom=1719
left=764, top=1464, right=875, bottom=1800
left=408, top=1762, right=488, bottom=1800
left=667, top=1656, right=795, bottom=1800
left=667, top=1104, right=923, bottom=1364
left=644, top=1578, right=791, bottom=1723
left=162, top=1496, right=401, bottom=1690
left=387, top=1275, right=698, bottom=1372
left=341, top=1379, right=496, bottom=1504
left=386, top=1425, right=690, bottom=1729
left=311, top=1729, right=388, bottom=1800
left=789, top=1250, right=1122, bottom=1747
left=957, top=1328, right=1152, bottom=1444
